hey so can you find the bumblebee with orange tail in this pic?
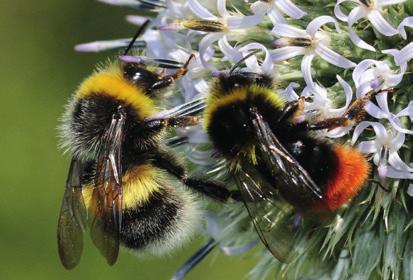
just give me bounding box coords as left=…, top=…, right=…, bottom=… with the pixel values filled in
left=57, top=22, right=239, bottom=270
left=199, top=69, right=386, bottom=263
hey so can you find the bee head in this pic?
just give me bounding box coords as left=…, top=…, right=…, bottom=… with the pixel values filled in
left=121, top=59, right=159, bottom=93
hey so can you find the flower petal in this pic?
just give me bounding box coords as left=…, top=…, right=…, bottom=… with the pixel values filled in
left=397, top=16, right=413, bottom=39
left=226, top=15, right=262, bottom=29
left=377, top=0, right=406, bottom=6
left=380, top=166, right=413, bottom=179
left=74, top=38, right=144, bottom=52
left=275, top=0, right=306, bottom=19
left=407, top=184, right=413, bottom=197
left=388, top=151, right=413, bottom=172
left=270, top=46, right=306, bottom=62
left=268, top=7, right=287, bottom=24
left=301, top=54, right=316, bottom=90
left=188, top=0, right=217, bottom=19
left=352, top=59, right=377, bottom=87
left=218, top=37, right=242, bottom=61
left=357, top=140, right=378, bottom=153
left=367, top=10, right=398, bottom=36
left=396, top=101, right=413, bottom=120
left=306, top=16, right=340, bottom=38
left=281, top=82, right=300, bottom=101
left=217, top=0, right=229, bottom=17
left=199, top=33, right=223, bottom=69
left=334, top=0, right=354, bottom=22
left=220, top=240, right=259, bottom=256
left=348, top=7, right=375, bottom=51
left=240, top=43, right=273, bottom=74
left=315, top=44, right=356, bottom=68
left=272, top=24, right=307, bottom=37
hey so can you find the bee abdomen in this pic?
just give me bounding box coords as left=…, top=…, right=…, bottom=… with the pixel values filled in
left=120, top=186, right=201, bottom=254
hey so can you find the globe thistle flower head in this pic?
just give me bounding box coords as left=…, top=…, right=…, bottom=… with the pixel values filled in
left=75, top=0, right=413, bottom=278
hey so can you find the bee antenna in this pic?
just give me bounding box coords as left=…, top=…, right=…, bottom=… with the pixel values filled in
left=123, top=19, right=151, bottom=56
left=171, top=239, right=216, bottom=280
left=229, top=49, right=262, bottom=75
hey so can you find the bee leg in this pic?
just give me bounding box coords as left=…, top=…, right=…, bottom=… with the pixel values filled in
left=308, top=88, right=394, bottom=131
left=277, top=97, right=306, bottom=123
left=145, top=116, right=201, bottom=131
left=151, top=54, right=196, bottom=90
left=152, top=151, right=241, bottom=202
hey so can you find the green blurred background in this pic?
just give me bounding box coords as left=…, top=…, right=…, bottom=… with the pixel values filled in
left=0, top=1, right=256, bottom=279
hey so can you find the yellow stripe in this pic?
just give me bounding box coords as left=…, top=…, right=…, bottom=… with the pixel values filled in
left=82, top=164, right=162, bottom=210
left=204, top=84, right=284, bottom=129
left=77, top=70, right=156, bottom=118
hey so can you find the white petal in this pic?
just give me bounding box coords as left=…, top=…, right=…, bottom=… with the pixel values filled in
left=270, top=46, right=306, bottom=62
left=388, top=117, right=413, bottom=134
left=315, top=44, right=356, bottom=68
left=188, top=0, right=217, bottom=20
left=357, top=140, right=378, bottom=153
left=125, top=15, right=148, bottom=26
left=381, top=166, right=413, bottom=179
left=240, top=43, right=273, bottom=74
left=74, top=38, right=139, bottom=52
left=348, top=7, right=375, bottom=51
left=387, top=73, right=404, bottom=87
left=226, top=15, right=262, bottom=29
left=397, top=16, right=413, bottom=39
left=389, top=152, right=413, bottom=172
left=268, top=7, right=287, bottom=24
left=335, top=75, right=354, bottom=114
left=199, top=33, right=223, bottom=69
left=301, top=54, right=316, bottom=90
left=272, top=24, right=307, bottom=37
left=281, top=82, right=300, bottom=101
left=275, top=0, right=306, bottom=19
left=377, top=0, right=406, bottom=6
left=367, top=10, right=398, bottom=36
left=352, top=121, right=371, bottom=144
left=217, top=0, right=229, bottom=17
left=352, top=59, right=377, bottom=87
left=365, top=102, right=388, bottom=119
left=220, top=240, right=259, bottom=256
left=334, top=0, right=353, bottom=22
left=375, top=92, right=390, bottom=114
left=218, top=37, right=242, bottom=61
left=396, top=101, right=413, bottom=120
left=407, top=184, right=413, bottom=197
left=306, top=16, right=340, bottom=38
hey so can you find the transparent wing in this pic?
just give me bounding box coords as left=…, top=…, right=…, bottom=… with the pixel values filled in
left=250, top=108, right=324, bottom=209
left=89, top=108, right=126, bottom=266
left=57, top=158, right=88, bottom=269
left=234, top=163, right=296, bottom=263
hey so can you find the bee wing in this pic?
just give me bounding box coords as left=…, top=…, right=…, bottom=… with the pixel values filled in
left=89, top=109, right=126, bottom=266
left=234, top=164, right=296, bottom=262
left=250, top=109, right=324, bottom=207
left=57, top=158, right=88, bottom=269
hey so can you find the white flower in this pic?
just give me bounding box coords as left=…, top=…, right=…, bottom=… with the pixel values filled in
left=352, top=59, right=412, bottom=134
left=250, top=0, right=306, bottom=24
left=334, top=0, right=405, bottom=51
left=352, top=121, right=413, bottom=180
left=160, top=0, right=262, bottom=70
left=270, top=16, right=356, bottom=89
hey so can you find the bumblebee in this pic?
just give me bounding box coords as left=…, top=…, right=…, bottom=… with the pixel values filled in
left=57, top=24, right=237, bottom=269
left=199, top=68, right=384, bottom=262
